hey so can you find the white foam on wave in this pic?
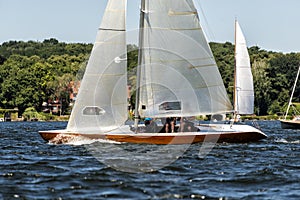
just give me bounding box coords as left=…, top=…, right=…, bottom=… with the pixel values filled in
left=275, top=138, right=288, bottom=143
left=275, top=138, right=300, bottom=144
left=291, top=140, right=300, bottom=144
left=48, top=134, right=121, bottom=145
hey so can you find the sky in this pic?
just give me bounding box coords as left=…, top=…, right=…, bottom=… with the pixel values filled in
left=0, top=0, right=300, bottom=53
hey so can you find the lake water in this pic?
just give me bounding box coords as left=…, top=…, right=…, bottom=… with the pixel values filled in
left=0, top=121, right=299, bottom=199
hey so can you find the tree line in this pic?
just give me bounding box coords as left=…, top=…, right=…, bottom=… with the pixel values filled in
left=0, top=39, right=299, bottom=117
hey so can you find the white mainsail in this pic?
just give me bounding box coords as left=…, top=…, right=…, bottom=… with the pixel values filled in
left=234, top=20, right=254, bottom=115
left=67, top=0, right=128, bottom=133
left=138, top=0, right=232, bottom=118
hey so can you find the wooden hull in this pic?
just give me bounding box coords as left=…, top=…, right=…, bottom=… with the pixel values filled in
left=280, top=120, right=300, bottom=129
left=39, top=125, right=267, bottom=145
left=104, top=132, right=266, bottom=144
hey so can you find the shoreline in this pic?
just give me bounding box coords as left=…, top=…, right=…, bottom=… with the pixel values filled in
left=1, top=116, right=287, bottom=122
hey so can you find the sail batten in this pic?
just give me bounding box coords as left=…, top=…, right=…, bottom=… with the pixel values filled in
left=98, top=28, right=126, bottom=31
left=188, top=64, right=218, bottom=69
left=144, top=27, right=202, bottom=31
left=168, top=11, right=197, bottom=16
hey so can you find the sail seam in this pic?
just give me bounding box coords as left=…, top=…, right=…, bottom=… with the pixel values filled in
left=147, top=27, right=201, bottom=31
left=142, top=56, right=214, bottom=63
left=145, top=84, right=225, bottom=92
left=195, top=84, right=225, bottom=89
left=189, top=64, right=216, bottom=69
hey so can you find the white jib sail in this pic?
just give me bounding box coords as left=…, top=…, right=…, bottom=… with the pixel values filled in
left=67, top=0, right=128, bottom=133
left=234, top=21, right=254, bottom=115
left=138, top=0, right=232, bottom=118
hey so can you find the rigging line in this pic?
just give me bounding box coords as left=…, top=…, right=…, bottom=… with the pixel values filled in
left=194, top=0, right=216, bottom=42
left=292, top=104, right=300, bottom=115
left=284, top=65, right=300, bottom=119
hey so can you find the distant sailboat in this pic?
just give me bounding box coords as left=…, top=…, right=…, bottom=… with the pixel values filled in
left=280, top=66, right=300, bottom=129
left=39, top=0, right=267, bottom=144
left=234, top=20, right=254, bottom=119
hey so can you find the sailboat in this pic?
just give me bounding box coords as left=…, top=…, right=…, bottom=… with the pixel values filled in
left=233, top=20, right=254, bottom=120
left=280, top=66, right=300, bottom=129
left=39, top=0, right=267, bottom=144
left=203, top=21, right=260, bottom=130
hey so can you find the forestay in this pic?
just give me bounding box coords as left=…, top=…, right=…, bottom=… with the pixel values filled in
left=138, top=0, right=232, bottom=118
left=234, top=21, right=254, bottom=115
left=67, top=0, right=128, bottom=133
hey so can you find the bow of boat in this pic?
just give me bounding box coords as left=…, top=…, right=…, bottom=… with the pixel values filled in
left=280, top=119, right=300, bottom=129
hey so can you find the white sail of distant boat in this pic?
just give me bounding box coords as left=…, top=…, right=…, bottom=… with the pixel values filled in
left=39, top=0, right=267, bottom=144
left=280, top=66, right=300, bottom=129
left=284, top=66, right=300, bottom=120
left=234, top=20, right=254, bottom=115
left=67, top=0, right=128, bottom=133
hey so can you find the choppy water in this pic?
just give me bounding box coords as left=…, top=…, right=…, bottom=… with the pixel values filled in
left=0, top=121, right=299, bottom=199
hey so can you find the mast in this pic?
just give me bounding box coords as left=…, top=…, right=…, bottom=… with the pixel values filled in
left=233, top=19, right=254, bottom=117
left=233, top=19, right=238, bottom=117
left=284, top=65, right=300, bottom=120
left=134, top=0, right=146, bottom=130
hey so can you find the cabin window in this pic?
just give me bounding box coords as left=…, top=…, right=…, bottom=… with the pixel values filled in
left=82, top=106, right=105, bottom=116
left=159, top=101, right=181, bottom=111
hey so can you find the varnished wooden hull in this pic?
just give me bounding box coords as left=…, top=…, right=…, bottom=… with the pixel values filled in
left=280, top=120, right=300, bottom=129
left=104, top=132, right=266, bottom=144
left=39, top=127, right=267, bottom=145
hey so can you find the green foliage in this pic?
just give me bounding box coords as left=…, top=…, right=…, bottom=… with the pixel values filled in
left=22, top=107, right=45, bottom=121
left=210, top=42, right=235, bottom=100
left=0, top=39, right=300, bottom=117
left=127, top=44, right=138, bottom=90
left=267, top=53, right=300, bottom=110
left=0, top=39, right=92, bottom=59
left=252, top=60, right=271, bottom=115
left=0, top=39, right=90, bottom=115
left=210, top=42, right=300, bottom=115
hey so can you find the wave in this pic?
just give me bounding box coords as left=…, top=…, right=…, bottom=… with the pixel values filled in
left=274, top=138, right=300, bottom=144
